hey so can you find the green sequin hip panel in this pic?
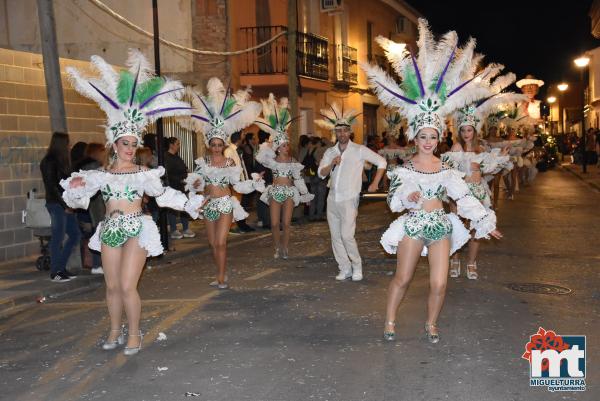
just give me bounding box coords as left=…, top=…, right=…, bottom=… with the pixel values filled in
left=467, top=182, right=488, bottom=201
left=99, top=211, right=143, bottom=248
left=404, top=209, right=453, bottom=244
left=203, top=196, right=234, bottom=221
left=267, top=185, right=295, bottom=203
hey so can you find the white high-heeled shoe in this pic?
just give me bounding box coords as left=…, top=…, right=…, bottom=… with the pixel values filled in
left=123, top=331, right=143, bottom=356
left=449, top=259, right=461, bottom=278
left=466, top=262, right=479, bottom=280
left=102, top=325, right=125, bottom=350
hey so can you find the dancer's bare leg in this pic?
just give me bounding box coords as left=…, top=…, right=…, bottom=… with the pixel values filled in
left=119, top=238, right=147, bottom=348
left=385, top=237, right=424, bottom=333
left=426, top=238, right=451, bottom=335
left=101, top=244, right=124, bottom=342
left=215, top=213, right=233, bottom=283
left=269, top=200, right=282, bottom=251
left=281, top=198, right=294, bottom=252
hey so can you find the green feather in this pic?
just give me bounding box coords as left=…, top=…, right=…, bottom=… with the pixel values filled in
left=400, top=68, right=420, bottom=100
left=222, top=97, right=237, bottom=117
left=135, top=77, right=164, bottom=104
left=429, top=77, right=447, bottom=102
left=117, top=70, right=134, bottom=104
left=268, top=114, right=277, bottom=128
left=280, top=108, right=289, bottom=125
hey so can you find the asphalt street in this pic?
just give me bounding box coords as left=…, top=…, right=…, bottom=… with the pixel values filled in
left=0, top=168, right=598, bottom=401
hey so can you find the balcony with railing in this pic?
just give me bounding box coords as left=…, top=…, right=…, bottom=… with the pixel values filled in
left=334, top=44, right=357, bottom=87
left=239, top=26, right=330, bottom=91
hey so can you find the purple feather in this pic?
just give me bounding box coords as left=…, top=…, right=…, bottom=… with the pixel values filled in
left=139, top=87, right=185, bottom=109
left=88, top=82, right=120, bottom=110
left=191, top=114, right=210, bottom=123
left=145, top=106, right=193, bottom=116
left=410, top=50, right=425, bottom=97
left=220, top=80, right=231, bottom=114
left=196, top=94, right=214, bottom=119
left=435, top=45, right=456, bottom=93
left=224, top=109, right=242, bottom=121
left=447, top=70, right=484, bottom=98
left=129, top=65, right=140, bottom=107
left=375, top=81, right=417, bottom=104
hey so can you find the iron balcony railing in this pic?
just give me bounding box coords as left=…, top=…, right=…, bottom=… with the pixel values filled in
left=334, top=44, right=357, bottom=85
left=240, top=26, right=329, bottom=81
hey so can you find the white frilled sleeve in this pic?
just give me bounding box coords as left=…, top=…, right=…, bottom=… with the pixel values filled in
left=480, top=149, right=511, bottom=175
left=231, top=166, right=265, bottom=194
left=184, top=172, right=204, bottom=194
left=386, top=168, right=421, bottom=212
left=290, top=161, right=314, bottom=203
left=255, top=143, right=277, bottom=170
left=143, top=167, right=204, bottom=219
left=444, top=169, right=496, bottom=238
left=60, top=170, right=106, bottom=209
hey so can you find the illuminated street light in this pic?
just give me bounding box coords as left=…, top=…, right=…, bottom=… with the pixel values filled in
left=558, top=83, right=569, bottom=91
left=574, top=56, right=590, bottom=68
left=547, top=96, right=556, bottom=103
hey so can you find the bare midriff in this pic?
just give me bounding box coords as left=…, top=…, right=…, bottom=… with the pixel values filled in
left=105, top=199, right=143, bottom=217
left=273, top=176, right=293, bottom=187
left=205, top=184, right=231, bottom=199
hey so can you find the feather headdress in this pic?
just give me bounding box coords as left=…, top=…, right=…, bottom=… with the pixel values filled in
left=381, top=111, right=403, bottom=139
left=255, top=94, right=297, bottom=149
left=182, top=78, right=261, bottom=146
left=454, top=72, right=529, bottom=132
left=66, top=49, right=191, bottom=146
left=498, top=103, right=538, bottom=129
left=314, top=102, right=360, bottom=131
left=360, top=19, right=495, bottom=140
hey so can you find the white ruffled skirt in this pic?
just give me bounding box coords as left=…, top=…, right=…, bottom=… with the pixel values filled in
left=89, top=214, right=163, bottom=257
left=380, top=211, right=470, bottom=257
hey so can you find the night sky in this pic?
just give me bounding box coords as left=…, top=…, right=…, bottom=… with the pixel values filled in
left=405, top=0, right=598, bottom=97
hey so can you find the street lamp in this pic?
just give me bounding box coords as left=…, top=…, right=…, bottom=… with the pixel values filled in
left=557, top=83, right=568, bottom=134
left=574, top=56, right=590, bottom=173
left=547, top=96, right=557, bottom=134
left=547, top=96, right=556, bottom=103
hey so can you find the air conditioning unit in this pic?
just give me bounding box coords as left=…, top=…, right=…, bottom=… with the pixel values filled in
left=320, top=0, right=343, bottom=13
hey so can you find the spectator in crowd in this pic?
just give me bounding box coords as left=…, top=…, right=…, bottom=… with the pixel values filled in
left=164, top=137, right=195, bottom=239
left=225, top=131, right=255, bottom=233
left=70, top=141, right=87, bottom=171
left=142, top=133, right=158, bottom=167
left=302, top=137, right=327, bottom=221
left=40, top=132, right=80, bottom=282
left=136, top=147, right=160, bottom=222
left=76, top=142, right=106, bottom=274
left=255, top=130, right=272, bottom=228
left=242, top=132, right=258, bottom=174
left=585, top=127, right=597, bottom=165
left=297, top=134, right=310, bottom=162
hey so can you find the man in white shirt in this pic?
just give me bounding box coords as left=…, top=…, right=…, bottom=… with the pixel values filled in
left=318, top=122, right=386, bottom=281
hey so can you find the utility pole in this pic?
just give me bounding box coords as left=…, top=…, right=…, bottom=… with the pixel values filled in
left=287, top=0, right=299, bottom=151
left=152, top=0, right=169, bottom=250
left=37, top=0, right=67, bottom=133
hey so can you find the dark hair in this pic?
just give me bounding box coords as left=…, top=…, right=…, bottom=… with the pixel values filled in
left=231, top=131, right=242, bottom=144
left=310, top=137, right=321, bottom=145
left=46, top=132, right=70, bottom=174
left=85, top=142, right=105, bottom=159
left=244, top=132, right=254, bottom=143
left=136, top=147, right=154, bottom=168
left=299, top=135, right=310, bottom=147
left=166, top=136, right=178, bottom=147
left=258, top=130, right=270, bottom=144
left=70, top=141, right=87, bottom=167
left=143, top=133, right=157, bottom=152
left=398, top=133, right=407, bottom=147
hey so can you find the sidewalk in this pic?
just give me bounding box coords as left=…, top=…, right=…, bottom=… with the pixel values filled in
left=0, top=218, right=272, bottom=317
left=560, top=162, right=600, bottom=192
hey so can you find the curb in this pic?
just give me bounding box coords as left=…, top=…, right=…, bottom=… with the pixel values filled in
left=560, top=165, right=600, bottom=192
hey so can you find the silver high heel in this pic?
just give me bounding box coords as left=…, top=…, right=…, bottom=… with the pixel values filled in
left=449, top=259, right=461, bottom=278
left=383, top=321, right=396, bottom=341
left=281, top=248, right=288, bottom=260
left=425, top=323, right=440, bottom=344
left=274, top=248, right=280, bottom=259
left=209, top=275, right=228, bottom=287
left=466, top=262, right=479, bottom=280
left=102, top=325, right=125, bottom=350
left=123, top=331, right=143, bottom=356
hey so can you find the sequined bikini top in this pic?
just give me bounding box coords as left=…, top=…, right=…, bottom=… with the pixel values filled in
left=201, top=156, right=236, bottom=187
left=99, top=168, right=144, bottom=202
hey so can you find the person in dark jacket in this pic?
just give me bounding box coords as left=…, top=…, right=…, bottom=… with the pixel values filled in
left=164, top=137, right=195, bottom=239
left=40, top=132, right=81, bottom=282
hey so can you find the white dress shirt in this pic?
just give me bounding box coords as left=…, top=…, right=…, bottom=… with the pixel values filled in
left=318, top=141, right=387, bottom=202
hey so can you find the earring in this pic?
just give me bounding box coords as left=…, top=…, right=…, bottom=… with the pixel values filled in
left=111, top=152, right=117, bottom=163
left=132, top=156, right=137, bottom=164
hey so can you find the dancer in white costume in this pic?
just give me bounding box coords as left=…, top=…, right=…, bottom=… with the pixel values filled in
left=61, top=50, right=204, bottom=355
left=378, top=111, right=415, bottom=189
left=361, top=19, right=502, bottom=342
left=443, top=75, right=524, bottom=279
left=255, top=94, right=314, bottom=259
left=184, top=79, right=264, bottom=289
left=316, top=102, right=387, bottom=282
